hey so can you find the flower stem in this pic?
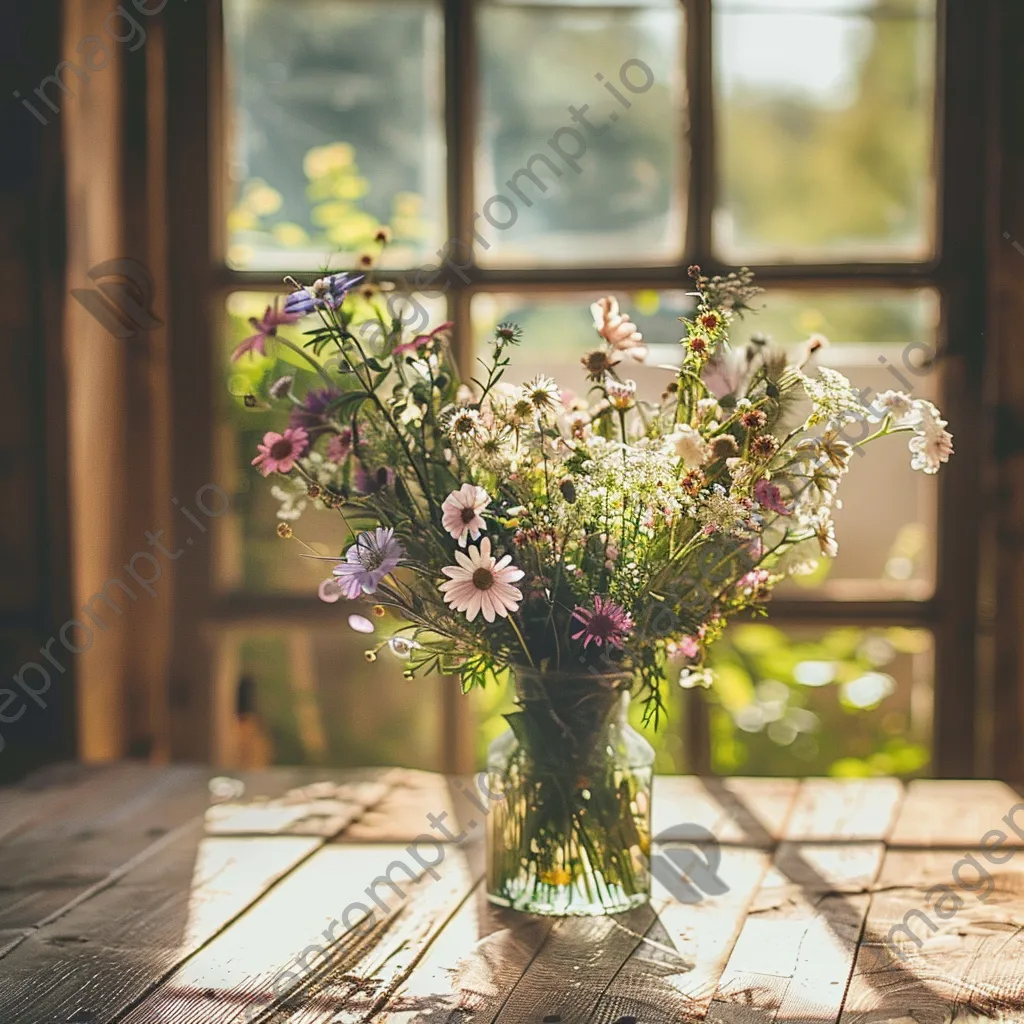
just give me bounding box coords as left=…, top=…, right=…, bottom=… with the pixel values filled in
left=509, top=614, right=536, bottom=669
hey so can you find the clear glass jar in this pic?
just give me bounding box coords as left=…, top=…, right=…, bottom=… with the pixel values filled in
left=485, top=668, right=655, bottom=916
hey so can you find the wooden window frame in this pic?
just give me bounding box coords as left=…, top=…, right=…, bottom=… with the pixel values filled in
left=158, top=0, right=987, bottom=776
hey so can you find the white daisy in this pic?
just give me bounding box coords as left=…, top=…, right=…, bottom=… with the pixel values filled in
left=521, top=375, right=562, bottom=415
left=446, top=406, right=483, bottom=442
left=439, top=537, right=524, bottom=623
left=441, top=483, right=491, bottom=546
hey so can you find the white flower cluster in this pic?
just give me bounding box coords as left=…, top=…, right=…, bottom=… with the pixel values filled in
left=800, top=367, right=866, bottom=429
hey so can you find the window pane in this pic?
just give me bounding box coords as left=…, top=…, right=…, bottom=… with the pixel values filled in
left=476, top=2, right=686, bottom=266
left=714, top=0, right=937, bottom=261
left=224, top=0, right=445, bottom=271
left=472, top=289, right=694, bottom=398
left=217, top=629, right=443, bottom=769
left=706, top=624, right=933, bottom=777
left=472, top=287, right=940, bottom=599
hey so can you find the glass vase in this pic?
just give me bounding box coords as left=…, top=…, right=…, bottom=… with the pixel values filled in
left=485, top=668, right=655, bottom=916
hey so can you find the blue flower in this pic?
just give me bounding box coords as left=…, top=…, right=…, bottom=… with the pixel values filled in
left=283, top=273, right=364, bottom=317
left=332, top=527, right=405, bottom=599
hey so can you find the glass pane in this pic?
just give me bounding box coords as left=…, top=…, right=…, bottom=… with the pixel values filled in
left=706, top=623, right=933, bottom=777
left=476, top=2, right=686, bottom=266
left=714, top=0, right=937, bottom=261
left=224, top=0, right=445, bottom=271
left=217, top=291, right=446, bottom=594
left=472, top=287, right=940, bottom=599
left=218, top=629, right=443, bottom=768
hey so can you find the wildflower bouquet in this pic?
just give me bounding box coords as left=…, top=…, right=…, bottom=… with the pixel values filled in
left=243, top=262, right=952, bottom=915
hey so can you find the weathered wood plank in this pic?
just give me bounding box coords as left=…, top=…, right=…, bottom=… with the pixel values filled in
left=702, top=778, right=904, bottom=1024
left=653, top=776, right=800, bottom=847
left=269, top=850, right=481, bottom=1023
left=0, top=764, right=214, bottom=934
left=0, top=833, right=319, bottom=1024
left=0, top=772, right=392, bottom=1024
left=120, top=843, right=477, bottom=1024
left=840, top=848, right=1024, bottom=1023
left=338, top=769, right=484, bottom=844
left=707, top=844, right=884, bottom=1024
left=888, top=779, right=1024, bottom=848
left=783, top=779, right=904, bottom=842
left=0, top=762, right=95, bottom=844
left=372, top=886, right=555, bottom=1023
left=589, top=848, right=771, bottom=1024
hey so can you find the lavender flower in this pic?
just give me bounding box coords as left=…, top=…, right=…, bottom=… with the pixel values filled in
left=333, top=528, right=405, bottom=599
left=289, top=387, right=340, bottom=434
left=284, top=273, right=364, bottom=317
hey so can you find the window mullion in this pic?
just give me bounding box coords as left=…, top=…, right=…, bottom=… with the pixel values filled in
left=686, top=0, right=714, bottom=266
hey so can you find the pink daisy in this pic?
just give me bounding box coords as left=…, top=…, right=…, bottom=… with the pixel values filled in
left=571, top=596, right=633, bottom=649
left=439, top=537, right=524, bottom=623
left=252, top=427, right=308, bottom=476
left=231, top=300, right=300, bottom=362
left=441, top=484, right=490, bottom=547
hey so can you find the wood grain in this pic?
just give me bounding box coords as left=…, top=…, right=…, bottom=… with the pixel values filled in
left=119, top=843, right=477, bottom=1024
left=372, top=885, right=555, bottom=1023
left=840, top=849, right=1024, bottom=1023
left=653, top=776, right=799, bottom=847
left=0, top=832, right=319, bottom=1024
left=783, top=779, right=904, bottom=843
left=0, top=764, right=213, bottom=934
left=888, top=779, right=1024, bottom=848
left=3, top=769, right=1023, bottom=1024
left=0, top=763, right=94, bottom=844
left=589, top=848, right=771, bottom=1024
left=707, top=844, right=884, bottom=1024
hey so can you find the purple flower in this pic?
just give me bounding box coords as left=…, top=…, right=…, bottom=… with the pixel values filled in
left=353, top=463, right=394, bottom=495
left=332, top=527, right=404, bottom=599
left=284, top=273, right=364, bottom=317
left=571, top=596, right=633, bottom=650
left=231, top=300, right=300, bottom=362
left=753, top=478, right=792, bottom=517
left=289, top=387, right=340, bottom=434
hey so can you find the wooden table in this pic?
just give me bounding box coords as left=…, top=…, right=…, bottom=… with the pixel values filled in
left=1, top=766, right=1022, bottom=1023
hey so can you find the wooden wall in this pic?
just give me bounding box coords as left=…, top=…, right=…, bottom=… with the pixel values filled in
left=988, top=0, right=1024, bottom=780
left=0, top=0, right=73, bottom=782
